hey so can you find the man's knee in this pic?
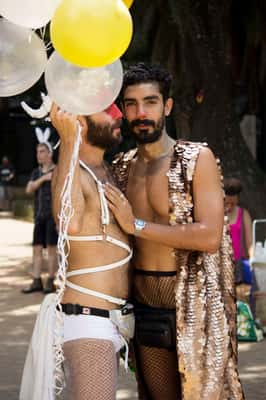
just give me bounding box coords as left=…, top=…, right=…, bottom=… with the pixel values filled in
left=33, top=245, right=43, bottom=257
left=47, top=245, right=57, bottom=257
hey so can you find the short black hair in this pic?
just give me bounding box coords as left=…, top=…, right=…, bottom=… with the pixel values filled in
left=121, top=62, right=172, bottom=102
left=224, top=178, right=243, bottom=196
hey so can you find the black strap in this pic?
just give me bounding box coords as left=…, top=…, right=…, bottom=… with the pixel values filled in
left=60, top=303, right=110, bottom=318
left=135, top=268, right=176, bottom=277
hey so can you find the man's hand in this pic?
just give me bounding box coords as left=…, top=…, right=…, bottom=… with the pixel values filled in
left=50, top=103, right=87, bottom=143
left=42, top=172, right=53, bottom=182
left=6, top=173, right=14, bottom=182
left=104, top=183, right=135, bottom=235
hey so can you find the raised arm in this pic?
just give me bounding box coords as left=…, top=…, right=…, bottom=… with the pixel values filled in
left=50, top=105, right=85, bottom=235
left=105, top=147, right=224, bottom=253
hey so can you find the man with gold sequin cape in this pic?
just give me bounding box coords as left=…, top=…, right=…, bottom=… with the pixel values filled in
left=105, top=63, right=245, bottom=400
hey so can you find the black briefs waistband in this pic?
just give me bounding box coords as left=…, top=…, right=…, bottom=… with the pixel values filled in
left=134, top=269, right=176, bottom=277
left=60, top=303, right=110, bottom=318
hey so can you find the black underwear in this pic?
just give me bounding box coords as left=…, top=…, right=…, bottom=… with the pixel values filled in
left=135, top=269, right=176, bottom=277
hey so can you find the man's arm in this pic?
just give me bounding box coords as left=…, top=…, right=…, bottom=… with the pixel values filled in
left=50, top=105, right=85, bottom=234
left=26, top=172, right=51, bottom=195
left=105, top=147, right=224, bottom=253
left=6, top=168, right=14, bottom=182
left=243, top=208, right=253, bottom=258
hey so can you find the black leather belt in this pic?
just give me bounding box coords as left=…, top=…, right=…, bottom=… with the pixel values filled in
left=60, top=303, right=110, bottom=318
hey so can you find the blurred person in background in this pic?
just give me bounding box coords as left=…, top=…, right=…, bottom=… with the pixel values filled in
left=224, top=177, right=257, bottom=315
left=0, top=155, right=15, bottom=210
left=22, top=142, right=58, bottom=294
left=224, top=177, right=252, bottom=260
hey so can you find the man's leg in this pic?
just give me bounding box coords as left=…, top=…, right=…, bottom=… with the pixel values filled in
left=22, top=245, right=43, bottom=293
left=134, top=343, right=181, bottom=400
left=32, top=245, right=43, bottom=278
left=43, top=245, right=57, bottom=293
left=133, top=273, right=180, bottom=399
left=22, top=220, right=45, bottom=293
left=63, top=338, right=118, bottom=400
left=3, top=185, right=9, bottom=210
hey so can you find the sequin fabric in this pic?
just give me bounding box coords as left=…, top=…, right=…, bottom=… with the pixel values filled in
left=112, top=141, right=244, bottom=400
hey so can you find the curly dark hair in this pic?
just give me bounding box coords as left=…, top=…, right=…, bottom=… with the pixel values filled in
left=121, top=62, right=172, bottom=102
left=224, top=178, right=243, bottom=196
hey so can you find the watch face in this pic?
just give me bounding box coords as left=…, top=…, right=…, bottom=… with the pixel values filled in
left=135, top=219, right=145, bottom=230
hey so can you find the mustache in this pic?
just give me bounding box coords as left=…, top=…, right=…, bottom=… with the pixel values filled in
left=130, top=119, right=156, bottom=129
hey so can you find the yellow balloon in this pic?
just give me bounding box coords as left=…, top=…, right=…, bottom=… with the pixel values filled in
left=50, top=0, right=133, bottom=68
left=123, top=0, right=134, bottom=8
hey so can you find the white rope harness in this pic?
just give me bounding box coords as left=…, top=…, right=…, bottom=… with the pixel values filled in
left=65, top=161, right=132, bottom=305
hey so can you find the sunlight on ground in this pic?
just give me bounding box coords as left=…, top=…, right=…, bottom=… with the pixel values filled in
left=0, top=274, right=31, bottom=284
left=1, top=304, right=40, bottom=317
left=240, top=372, right=266, bottom=380
left=238, top=342, right=253, bottom=352
left=245, top=365, right=266, bottom=372
left=0, top=247, right=32, bottom=260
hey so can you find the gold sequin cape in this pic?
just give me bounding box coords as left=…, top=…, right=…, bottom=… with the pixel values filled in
left=112, top=141, right=244, bottom=400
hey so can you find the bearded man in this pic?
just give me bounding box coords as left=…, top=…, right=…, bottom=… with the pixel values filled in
left=50, top=103, right=133, bottom=400
left=105, top=63, right=244, bottom=400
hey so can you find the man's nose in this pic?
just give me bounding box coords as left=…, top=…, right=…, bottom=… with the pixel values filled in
left=105, top=103, right=122, bottom=120
left=136, top=104, right=146, bottom=119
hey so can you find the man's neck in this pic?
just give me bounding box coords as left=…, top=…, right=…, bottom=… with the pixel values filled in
left=41, top=161, right=54, bottom=171
left=138, top=131, right=175, bottom=162
left=79, top=143, right=105, bottom=168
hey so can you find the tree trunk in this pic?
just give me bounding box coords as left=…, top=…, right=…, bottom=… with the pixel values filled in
left=127, top=0, right=266, bottom=217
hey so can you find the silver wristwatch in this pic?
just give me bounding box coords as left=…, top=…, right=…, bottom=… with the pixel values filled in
left=134, top=218, right=146, bottom=235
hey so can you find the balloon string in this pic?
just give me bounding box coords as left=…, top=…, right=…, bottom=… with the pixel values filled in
left=40, top=26, right=46, bottom=41
left=53, top=123, right=82, bottom=395
left=33, top=25, right=52, bottom=50
left=45, top=42, right=53, bottom=51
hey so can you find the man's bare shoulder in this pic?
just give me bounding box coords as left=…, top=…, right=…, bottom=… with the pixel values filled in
left=112, top=148, right=138, bottom=165
left=193, top=145, right=222, bottom=193
left=197, top=144, right=216, bottom=161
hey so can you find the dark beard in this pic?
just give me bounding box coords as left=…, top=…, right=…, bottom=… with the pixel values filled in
left=86, top=117, right=122, bottom=151
left=128, top=116, right=164, bottom=144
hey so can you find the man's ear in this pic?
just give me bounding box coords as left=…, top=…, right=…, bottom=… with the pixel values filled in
left=164, top=98, right=174, bottom=116
left=77, top=116, right=88, bottom=139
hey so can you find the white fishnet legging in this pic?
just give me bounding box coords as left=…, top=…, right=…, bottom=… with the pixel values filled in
left=63, top=338, right=118, bottom=400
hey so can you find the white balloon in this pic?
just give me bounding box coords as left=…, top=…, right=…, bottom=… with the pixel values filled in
left=45, top=51, right=123, bottom=116
left=0, top=0, right=61, bottom=29
left=0, top=19, right=47, bottom=97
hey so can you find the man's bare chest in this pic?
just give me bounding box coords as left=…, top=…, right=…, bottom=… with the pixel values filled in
left=80, top=167, right=117, bottom=223
left=126, top=156, right=170, bottom=220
